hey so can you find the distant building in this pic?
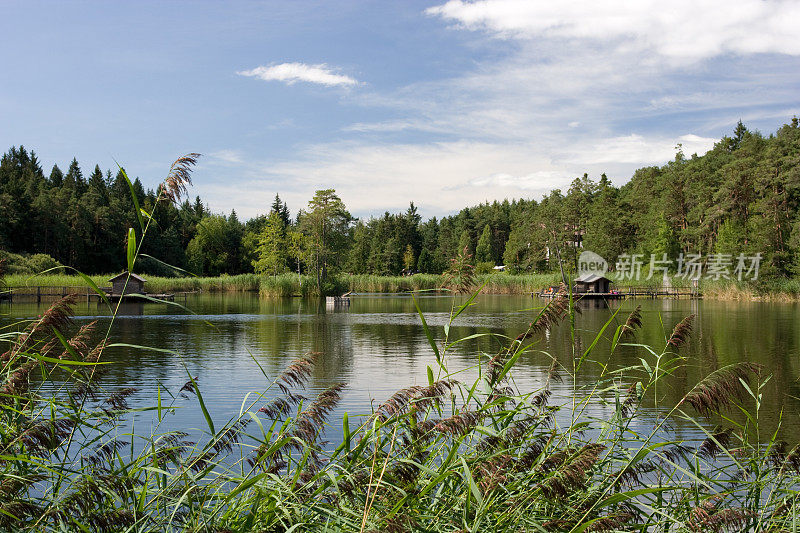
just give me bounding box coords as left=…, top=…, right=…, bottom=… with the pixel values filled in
left=573, top=273, right=611, bottom=294
left=108, top=272, right=146, bottom=296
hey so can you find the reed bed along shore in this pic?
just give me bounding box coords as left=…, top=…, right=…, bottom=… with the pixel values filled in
left=7, top=155, right=800, bottom=530
left=5, top=272, right=800, bottom=300
left=4, top=278, right=800, bottom=531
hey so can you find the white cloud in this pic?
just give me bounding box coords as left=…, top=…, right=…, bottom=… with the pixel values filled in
left=237, top=62, right=358, bottom=87
left=209, top=149, right=245, bottom=164
left=198, top=132, right=714, bottom=219
left=427, top=0, right=800, bottom=63
left=564, top=134, right=717, bottom=166
left=204, top=3, right=799, bottom=218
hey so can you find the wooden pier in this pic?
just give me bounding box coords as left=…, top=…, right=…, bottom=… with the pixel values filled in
left=326, top=295, right=351, bottom=308
left=536, top=287, right=700, bottom=300
left=0, top=286, right=193, bottom=304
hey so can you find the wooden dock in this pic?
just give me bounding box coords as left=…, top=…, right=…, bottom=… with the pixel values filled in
left=0, top=286, right=193, bottom=304
left=326, top=295, right=351, bottom=308
left=536, top=288, right=700, bottom=300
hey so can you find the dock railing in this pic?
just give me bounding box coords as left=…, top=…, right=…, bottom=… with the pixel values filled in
left=0, top=286, right=195, bottom=304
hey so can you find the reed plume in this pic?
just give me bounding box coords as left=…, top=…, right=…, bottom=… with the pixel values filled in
left=697, top=428, right=733, bottom=459
left=160, top=153, right=200, bottom=203
left=441, top=246, right=476, bottom=294
left=620, top=305, right=642, bottom=338
left=58, top=321, right=96, bottom=360
left=179, top=377, right=198, bottom=397
left=84, top=440, right=127, bottom=468
left=433, top=410, right=483, bottom=436
left=102, top=387, right=139, bottom=412
left=688, top=497, right=751, bottom=533
left=277, top=352, right=318, bottom=394
left=537, top=443, right=606, bottom=498
left=667, top=314, right=694, bottom=348
left=680, top=362, right=762, bottom=416
left=291, top=383, right=346, bottom=453
left=619, top=383, right=639, bottom=418
left=19, top=418, right=76, bottom=457
left=374, top=379, right=456, bottom=422
left=3, top=295, right=77, bottom=361
left=515, top=290, right=569, bottom=342
left=769, top=441, right=800, bottom=475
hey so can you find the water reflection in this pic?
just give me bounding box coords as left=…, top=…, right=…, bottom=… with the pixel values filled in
left=2, top=294, right=799, bottom=443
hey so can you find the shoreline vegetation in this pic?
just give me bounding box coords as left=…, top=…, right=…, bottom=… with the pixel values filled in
left=4, top=276, right=800, bottom=530
left=5, top=272, right=800, bottom=301
left=4, top=155, right=800, bottom=531
left=3, top=120, right=800, bottom=301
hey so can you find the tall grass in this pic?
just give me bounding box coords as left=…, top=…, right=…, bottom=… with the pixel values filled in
left=4, top=273, right=800, bottom=530
left=10, top=271, right=800, bottom=300
left=12, top=272, right=800, bottom=301
left=3, top=146, right=800, bottom=529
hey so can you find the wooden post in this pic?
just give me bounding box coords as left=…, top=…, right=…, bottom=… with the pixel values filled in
left=37, top=286, right=41, bottom=304
left=62, top=286, right=66, bottom=298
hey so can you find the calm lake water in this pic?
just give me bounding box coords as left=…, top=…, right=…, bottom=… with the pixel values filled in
left=2, top=293, right=800, bottom=444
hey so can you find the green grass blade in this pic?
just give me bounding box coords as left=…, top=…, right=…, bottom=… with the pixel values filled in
left=127, top=228, right=136, bottom=272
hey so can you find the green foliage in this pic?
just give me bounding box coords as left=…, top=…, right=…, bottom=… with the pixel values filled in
left=3, top=118, right=800, bottom=281
left=475, top=261, right=495, bottom=274
left=651, top=214, right=681, bottom=260
left=186, top=213, right=245, bottom=276
left=0, top=250, right=62, bottom=274
left=5, top=258, right=800, bottom=530
left=475, top=224, right=493, bottom=263
left=299, top=189, right=352, bottom=293
left=716, top=219, right=747, bottom=255
left=402, top=243, right=415, bottom=271
left=0, top=147, right=208, bottom=274
left=251, top=212, right=288, bottom=275
left=417, top=247, right=435, bottom=273
left=457, top=228, right=474, bottom=258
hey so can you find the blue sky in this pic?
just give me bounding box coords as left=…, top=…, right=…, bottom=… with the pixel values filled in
left=3, top=1, right=800, bottom=219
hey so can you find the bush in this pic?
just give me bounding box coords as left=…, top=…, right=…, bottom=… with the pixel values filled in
left=0, top=250, right=63, bottom=275
left=475, top=261, right=496, bottom=274
left=25, top=253, right=64, bottom=274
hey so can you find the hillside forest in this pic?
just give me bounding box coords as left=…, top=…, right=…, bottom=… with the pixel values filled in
left=1, top=119, right=799, bottom=282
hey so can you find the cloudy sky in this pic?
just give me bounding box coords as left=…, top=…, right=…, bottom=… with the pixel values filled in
left=3, top=0, right=800, bottom=219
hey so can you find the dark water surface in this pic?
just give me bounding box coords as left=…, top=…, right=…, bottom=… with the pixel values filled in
left=2, top=294, right=800, bottom=444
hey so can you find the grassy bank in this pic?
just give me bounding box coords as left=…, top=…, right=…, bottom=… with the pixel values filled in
left=5, top=271, right=800, bottom=300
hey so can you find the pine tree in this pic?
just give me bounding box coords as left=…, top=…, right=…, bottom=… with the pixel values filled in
left=49, top=164, right=63, bottom=188
left=252, top=212, right=288, bottom=275
left=476, top=225, right=493, bottom=263
left=402, top=244, right=415, bottom=272
left=271, top=193, right=291, bottom=227
left=458, top=229, right=473, bottom=258
left=417, top=248, right=434, bottom=273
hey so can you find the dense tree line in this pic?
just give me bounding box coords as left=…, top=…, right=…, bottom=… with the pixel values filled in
left=2, top=119, right=799, bottom=278
left=502, top=119, right=800, bottom=277
left=0, top=148, right=209, bottom=274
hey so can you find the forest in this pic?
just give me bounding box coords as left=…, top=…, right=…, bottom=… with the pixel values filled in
left=1, top=118, right=799, bottom=281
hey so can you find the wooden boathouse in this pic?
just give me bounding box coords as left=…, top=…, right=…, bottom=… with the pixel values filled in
left=574, top=273, right=612, bottom=294
left=109, top=272, right=146, bottom=297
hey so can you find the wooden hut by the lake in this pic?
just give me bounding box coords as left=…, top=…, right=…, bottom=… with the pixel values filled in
left=573, top=273, right=612, bottom=294
left=109, top=272, right=146, bottom=297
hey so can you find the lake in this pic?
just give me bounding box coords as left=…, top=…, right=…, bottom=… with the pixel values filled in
left=2, top=293, right=799, bottom=445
